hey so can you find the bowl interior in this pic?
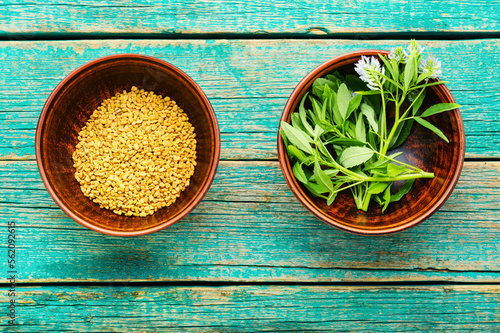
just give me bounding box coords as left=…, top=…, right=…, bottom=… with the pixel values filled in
left=37, top=55, right=219, bottom=236
left=279, top=51, right=464, bottom=235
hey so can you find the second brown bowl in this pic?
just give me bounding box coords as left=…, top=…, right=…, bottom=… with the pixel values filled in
left=277, top=50, right=465, bottom=235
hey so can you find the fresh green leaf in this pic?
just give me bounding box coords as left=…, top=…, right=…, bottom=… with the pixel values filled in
left=381, top=183, right=392, bottom=213
left=331, top=71, right=344, bottom=81
left=378, top=54, right=396, bottom=81
left=404, top=53, right=415, bottom=91
left=314, top=78, right=337, bottom=91
left=312, top=84, right=324, bottom=98
left=327, top=191, right=337, bottom=205
left=307, top=107, right=320, bottom=126
left=304, top=182, right=329, bottom=198
left=325, top=74, right=341, bottom=90
left=368, top=131, right=378, bottom=150
left=388, top=121, right=404, bottom=149
left=316, top=138, right=335, bottom=162
left=326, top=182, right=343, bottom=205
left=279, top=129, right=288, bottom=147
left=287, top=145, right=307, bottom=162
left=390, top=57, right=399, bottom=81
left=321, top=83, right=332, bottom=104
left=363, top=152, right=402, bottom=171
left=310, top=96, right=324, bottom=124
left=414, top=117, right=449, bottom=143
left=355, top=115, right=367, bottom=143
left=361, top=103, right=379, bottom=133
left=412, top=89, right=426, bottom=116
left=298, top=92, right=314, bottom=136
left=293, top=162, right=308, bottom=184
left=331, top=144, right=343, bottom=158
left=420, top=103, right=460, bottom=118
left=387, top=163, right=407, bottom=177
left=371, top=169, right=389, bottom=177
left=373, top=193, right=384, bottom=206
left=280, top=121, right=314, bottom=154
left=351, top=167, right=368, bottom=178
left=338, top=146, right=374, bottom=168
left=412, top=51, right=419, bottom=83
left=337, top=83, right=350, bottom=120
left=364, top=95, right=382, bottom=115
left=345, top=121, right=357, bottom=138
left=291, top=112, right=307, bottom=134
left=301, top=155, right=315, bottom=166
left=345, top=74, right=367, bottom=92
left=329, top=92, right=343, bottom=126
left=325, top=169, right=340, bottom=177
left=390, top=119, right=415, bottom=150
left=321, top=98, right=328, bottom=123
left=328, top=138, right=366, bottom=147
left=346, top=94, right=362, bottom=120
left=313, top=125, right=324, bottom=141
left=309, top=168, right=339, bottom=182
left=390, top=179, right=416, bottom=202
left=367, top=182, right=390, bottom=194
left=416, top=71, right=433, bottom=84
left=314, top=156, right=334, bottom=192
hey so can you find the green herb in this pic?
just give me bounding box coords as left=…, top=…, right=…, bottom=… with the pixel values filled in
left=280, top=41, right=460, bottom=212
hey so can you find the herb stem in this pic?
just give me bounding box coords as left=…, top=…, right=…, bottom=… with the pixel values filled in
left=365, top=172, right=434, bottom=182
left=400, top=87, right=426, bottom=120
left=324, top=160, right=365, bottom=181
left=333, top=180, right=365, bottom=194
left=370, top=150, right=426, bottom=173
left=361, top=191, right=371, bottom=211
left=408, top=80, right=448, bottom=91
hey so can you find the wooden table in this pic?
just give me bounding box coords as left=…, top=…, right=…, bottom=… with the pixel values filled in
left=1, top=1, right=499, bottom=331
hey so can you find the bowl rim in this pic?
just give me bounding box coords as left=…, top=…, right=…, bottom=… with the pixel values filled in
left=277, top=50, right=465, bottom=235
left=35, top=53, right=221, bottom=237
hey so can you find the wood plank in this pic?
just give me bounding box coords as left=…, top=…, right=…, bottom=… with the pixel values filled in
left=1, top=0, right=499, bottom=35
left=1, top=160, right=498, bottom=283
left=2, top=285, right=500, bottom=331
left=0, top=39, right=498, bottom=160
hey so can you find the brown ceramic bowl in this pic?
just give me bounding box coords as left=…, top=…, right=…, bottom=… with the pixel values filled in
left=36, top=54, right=220, bottom=236
left=278, top=50, right=465, bottom=235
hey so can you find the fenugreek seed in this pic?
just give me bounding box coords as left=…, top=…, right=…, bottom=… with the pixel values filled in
left=72, top=87, right=197, bottom=217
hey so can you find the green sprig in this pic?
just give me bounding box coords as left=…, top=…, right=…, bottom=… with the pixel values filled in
left=280, top=40, right=460, bottom=212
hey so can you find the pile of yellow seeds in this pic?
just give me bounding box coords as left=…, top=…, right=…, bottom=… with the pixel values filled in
left=72, top=86, right=197, bottom=217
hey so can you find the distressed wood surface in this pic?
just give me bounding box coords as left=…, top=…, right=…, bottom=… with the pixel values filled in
left=1, top=160, right=498, bottom=283
left=0, top=39, right=498, bottom=160
left=2, top=285, right=499, bottom=332
left=1, top=4, right=500, bottom=329
left=0, top=0, right=499, bottom=36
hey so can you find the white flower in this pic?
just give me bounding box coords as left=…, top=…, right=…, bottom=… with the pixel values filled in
left=354, top=56, right=386, bottom=90
left=418, top=56, right=442, bottom=79
left=388, top=46, right=406, bottom=63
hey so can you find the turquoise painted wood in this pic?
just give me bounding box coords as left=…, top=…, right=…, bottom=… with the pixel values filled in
left=1, top=285, right=499, bottom=331
left=0, top=0, right=499, bottom=35
left=1, top=160, right=498, bottom=283
left=0, top=39, right=498, bottom=160
left=1, top=1, right=500, bottom=330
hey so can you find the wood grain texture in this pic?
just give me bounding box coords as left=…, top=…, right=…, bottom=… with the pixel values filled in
left=0, top=0, right=499, bottom=35
left=2, top=285, right=499, bottom=332
left=1, top=160, right=498, bottom=283
left=0, top=39, right=498, bottom=160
